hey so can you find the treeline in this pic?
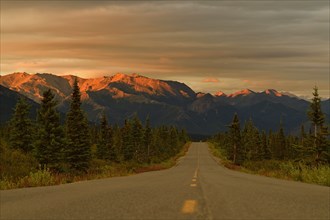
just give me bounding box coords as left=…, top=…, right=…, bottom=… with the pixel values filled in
left=211, top=87, right=329, bottom=166
left=1, top=78, right=189, bottom=175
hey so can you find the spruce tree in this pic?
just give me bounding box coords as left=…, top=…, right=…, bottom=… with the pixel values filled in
left=65, top=78, right=91, bottom=172
left=144, top=116, right=152, bottom=162
left=307, top=86, right=329, bottom=163
left=169, top=126, right=180, bottom=155
left=150, top=128, right=161, bottom=162
left=9, top=97, right=34, bottom=152
left=122, top=119, right=134, bottom=161
left=97, top=113, right=109, bottom=160
left=131, top=114, right=144, bottom=163
left=308, top=86, right=325, bottom=139
left=112, top=124, right=123, bottom=162
left=90, top=124, right=99, bottom=145
left=180, top=129, right=189, bottom=143
left=34, top=89, right=64, bottom=171
left=268, top=129, right=276, bottom=158
left=97, top=113, right=115, bottom=161
left=107, top=125, right=116, bottom=161
left=229, top=113, right=242, bottom=164
left=275, top=122, right=286, bottom=160
left=242, top=119, right=260, bottom=161
left=292, top=126, right=314, bottom=163
left=261, top=131, right=272, bottom=160
left=300, top=124, right=306, bottom=146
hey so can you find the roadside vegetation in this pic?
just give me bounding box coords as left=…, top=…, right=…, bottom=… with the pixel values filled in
left=0, top=78, right=190, bottom=190
left=209, top=86, right=330, bottom=186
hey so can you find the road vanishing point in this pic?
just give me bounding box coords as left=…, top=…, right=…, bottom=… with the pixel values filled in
left=1, top=142, right=329, bottom=220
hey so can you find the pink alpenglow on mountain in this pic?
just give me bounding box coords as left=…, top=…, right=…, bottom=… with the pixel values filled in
left=0, top=72, right=196, bottom=103
left=196, top=92, right=207, bottom=98
left=1, top=72, right=325, bottom=135
left=214, top=91, right=227, bottom=97
left=228, top=89, right=255, bottom=97
left=264, top=89, right=283, bottom=97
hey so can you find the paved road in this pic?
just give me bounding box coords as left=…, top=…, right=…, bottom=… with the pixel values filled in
left=1, top=142, right=329, bottom=220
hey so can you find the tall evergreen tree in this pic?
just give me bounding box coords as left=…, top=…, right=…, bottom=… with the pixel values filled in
left=261, top=130, right=272, bottom=160
left=122, top=119, right=134, bottom=161
left=275, top=121, right=286, bottom=160
left=34, top=89, right=64, bottom=171
left=144, top=116, right=152, bottom=162
left=228, top=113, right=242, bottom=164
left=97, top=113, right=116, bottom=161
left=150, top=128, right=161, bottom=162
left=300, top=124, right=306, bottom=146
left=180, top=129, right=189, bottom=143
left=307, top=86, right=329, bottom=163
left=97, top=113, right=109, bottom=160
left=291, top=124, right=311, bottom=162
left=65, top=78, right=91, bottom=172
left=242, top=119, right=261, bottom=161
left=169, top=126, right=180, bottom=155
left=9, top=97, right=34, bottom=152
left=308, top=86, right=325, bottom=139
left=89, top=124, right=99, bottom=145
left=112, top=124, right=123, bottom=162
left=107, top=125, right=116, bottom=161
left=131, top=114, right=144, bottom=162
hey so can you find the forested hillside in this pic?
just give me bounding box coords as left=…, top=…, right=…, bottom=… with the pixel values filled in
left=210, top=87, right=330, bottom=186
left=0, top=78, right=189, bottom=189
left=2, top=72, right=329, bottom=135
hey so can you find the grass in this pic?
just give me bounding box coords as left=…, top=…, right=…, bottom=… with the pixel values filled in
left=208, top=142, right=330, bottom=187
left=0, top=142, right=191, bottom=190
left=135, top=142, right=191, bottom=173
left=242, top=160, right=330, bottom=186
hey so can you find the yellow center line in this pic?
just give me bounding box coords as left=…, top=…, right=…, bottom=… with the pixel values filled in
left=190, top=183, right=197, bottom=187
left=194, top=144, right=200, bottom=179
left=193, top=168, right=198, bottom=179
left=192, top=178, right=196, bottom=182
left=181, top=200, right=197, bottom=214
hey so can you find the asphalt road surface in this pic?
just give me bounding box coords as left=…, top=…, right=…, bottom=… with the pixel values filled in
left=1, top=142, right=329, bottom=220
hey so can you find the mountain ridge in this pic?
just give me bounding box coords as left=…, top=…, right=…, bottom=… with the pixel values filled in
left=1, top=72, right=328, bottom=135
left=0, top=85, right=39, bottom=124
left=0, top=72, right=311, bottom=102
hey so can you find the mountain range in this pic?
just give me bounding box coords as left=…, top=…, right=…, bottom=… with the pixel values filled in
left=0, top=72, right=329, bottom=135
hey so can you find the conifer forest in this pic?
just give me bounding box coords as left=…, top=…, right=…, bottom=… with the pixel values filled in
left=0, top=78, right=189, bottom=189
left=210, top=87, right=329, bottom=185
left=1, top=83, right=329, bottom=189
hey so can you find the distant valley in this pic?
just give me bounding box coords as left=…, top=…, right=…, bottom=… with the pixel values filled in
left=1, top=72, right=329, bottom=135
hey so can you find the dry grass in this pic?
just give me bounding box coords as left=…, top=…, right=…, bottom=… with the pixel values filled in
left=208, top=142, right=330, bottom=187
left=1, top=142, right=191, bottom=190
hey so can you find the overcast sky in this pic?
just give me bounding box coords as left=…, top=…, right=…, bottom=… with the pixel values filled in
left=1, top=1, right=329, bottom=97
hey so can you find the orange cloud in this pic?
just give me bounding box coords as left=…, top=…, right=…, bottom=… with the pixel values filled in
left=203, top=78, right=219, bottom=83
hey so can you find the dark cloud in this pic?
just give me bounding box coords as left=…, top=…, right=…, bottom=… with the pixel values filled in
left=1, top=1, right=328, bottom=97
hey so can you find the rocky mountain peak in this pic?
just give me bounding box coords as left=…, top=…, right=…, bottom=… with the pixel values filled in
left=264, top=89, right=283, bottom=97
left=214, top=91, right=226, bottom=97
left=228, top=89, right=255, bottom=97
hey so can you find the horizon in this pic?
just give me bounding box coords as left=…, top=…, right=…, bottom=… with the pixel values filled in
left=1, top=1, right=329, bottom=98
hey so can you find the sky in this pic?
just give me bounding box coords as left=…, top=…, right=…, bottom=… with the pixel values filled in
left=1, top=1, right=329, bottom=98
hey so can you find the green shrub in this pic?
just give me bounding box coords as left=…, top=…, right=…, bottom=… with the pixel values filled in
left=18, top=167, right=55, bottom=187
left=0, top=142, right=190, bottom=190
left=89, top=158, right=110, bottom=172
left=208, top=143, right=330, bottom=187
left=0, top=178, right=17, bottom=190
left=0, top=140, right=38, bottom=181
left=243, top=160, right=330, bottom=186
left=243, top=160, right=282, bottom=172
left=208, top=142, right=227, bottom=161
left=300, top=165, right=330, bottom=186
